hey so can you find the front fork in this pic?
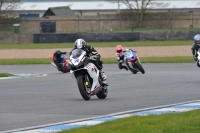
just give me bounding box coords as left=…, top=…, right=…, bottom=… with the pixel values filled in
left=84, top=75, right=91, bottom=93
left=127, top=59, right=139, bottom=71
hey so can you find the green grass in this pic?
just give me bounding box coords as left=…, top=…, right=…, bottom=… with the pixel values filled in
left=0, top=31, right=13, bottom=34
left=103, top=56, right=194, bottom=63
left=140, top=56, right=194, bottom=63
left=0, top=59, right=51, bottom=65
left=0, top=40, right=192, bottom=49
left=59, top=109, right=200, bottom=133
left=0, top=73, right=14, bottom=77
left=0, top=56, right=194, bottom=65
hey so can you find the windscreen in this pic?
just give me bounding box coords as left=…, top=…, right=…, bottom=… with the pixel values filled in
left=71, top=49, right=84, bottom=59
left=62, top=53, right=69, bottom=58
left=124, top=50, right=132, bottom=57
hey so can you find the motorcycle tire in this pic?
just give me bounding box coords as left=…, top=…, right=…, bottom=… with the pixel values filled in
left=57, top=65, right=67, bottom=73
left=135, top=62, right=145, bottom=74
left=60, top=67, right=67, bottom=73
left=96, top=85, right=108, bottom=99
left=126, top=62, right=138, bottom=74
left=77, top=75, right=91, bottom=100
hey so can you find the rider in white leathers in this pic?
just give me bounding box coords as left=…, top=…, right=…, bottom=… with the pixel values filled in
left=191, top=34, right=200, bottom=67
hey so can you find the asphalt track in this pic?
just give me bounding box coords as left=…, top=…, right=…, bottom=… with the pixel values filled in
left=0, top=63, right=200, bottom=132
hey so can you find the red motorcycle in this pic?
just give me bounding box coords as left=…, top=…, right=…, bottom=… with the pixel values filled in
left=50, top=50, right=70, bottom=73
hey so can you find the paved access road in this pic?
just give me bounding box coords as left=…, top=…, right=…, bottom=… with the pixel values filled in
left=0, top=64, right=200, bottom=132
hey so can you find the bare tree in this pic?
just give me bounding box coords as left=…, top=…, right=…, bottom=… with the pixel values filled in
left=0, top=0, right=21, bottom=18
left=106, top=0, right=166, bottom=28
left=0, top=0, right=21, bottom=31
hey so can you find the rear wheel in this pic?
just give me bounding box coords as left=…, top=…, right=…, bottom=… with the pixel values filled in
left=132, top=71, right=137, bottom=74
left=126, top=62, right=138, bottom=74
left=129, top=69, right=138, bottom=74
left=60, top=66, right=67, bottom=73
left=96, top=85, right=108, bottom=99
left=77, top=75, right=91, bottom=100
left=57, top=65, right=67, bottom=73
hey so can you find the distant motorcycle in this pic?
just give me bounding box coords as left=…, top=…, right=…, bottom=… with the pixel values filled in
left=50, top=50, right=70, bottom=73
left=124, top=49, right=145, bottom=74
left=68, top=49, right=108, bottom=100
left=195, top=49, right=200, bottom=67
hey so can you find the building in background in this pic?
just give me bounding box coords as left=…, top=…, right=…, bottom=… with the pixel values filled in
left=42, top=6, right=75, bottom=17
left=5, top=0, right=198, bottom=33
left=16, top=0, right=200, bottom=17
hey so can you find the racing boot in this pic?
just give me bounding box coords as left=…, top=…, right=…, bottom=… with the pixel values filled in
left=100, top=69, right=108, bottom=86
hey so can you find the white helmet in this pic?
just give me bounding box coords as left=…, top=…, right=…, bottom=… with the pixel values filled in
left=194, top=34, right=200, bottom=44
left=75, top=39, right=86, bottom=49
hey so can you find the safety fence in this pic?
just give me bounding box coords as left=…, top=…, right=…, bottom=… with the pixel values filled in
left=0, top=30, right=199, bottom=44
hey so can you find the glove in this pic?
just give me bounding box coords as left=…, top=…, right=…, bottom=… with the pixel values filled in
left=90, top=55, right=97, bottom=60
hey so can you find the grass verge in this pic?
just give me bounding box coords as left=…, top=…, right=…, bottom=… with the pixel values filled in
left=0, top=40, right=192, bottom=49
left=59, top=109, right=200, bottom=133
left=103, top=56, right=194, bottom=63
left=0, top=57, right=194, bottom=65
left=0, top=73, right=14, bottom=77
left=0, top=59, right=51, bottom=65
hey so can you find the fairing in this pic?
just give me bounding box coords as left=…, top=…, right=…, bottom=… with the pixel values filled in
left=124, top=50, right=137, bottom=62
left=69, top=49, right=101, bottom=94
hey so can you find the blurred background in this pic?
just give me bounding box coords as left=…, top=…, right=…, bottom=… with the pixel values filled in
left=0, top=0, right=200, bottom=43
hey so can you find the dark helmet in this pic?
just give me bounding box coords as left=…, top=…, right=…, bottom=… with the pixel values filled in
left=55, top=50, right=61, bottom=54
left=75, top=39, right=86, bottom=49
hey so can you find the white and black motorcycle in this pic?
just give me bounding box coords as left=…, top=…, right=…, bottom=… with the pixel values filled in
left=67, top=49, right=108, bottom=100
left=197, top=49, right=200, bottom=61
left=195, top=49, right=200, bottom=67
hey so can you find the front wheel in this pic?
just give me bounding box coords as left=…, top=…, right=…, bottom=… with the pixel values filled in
left=96, top=85, right=108, bottom=99
left=135, top=62, right=145, bottom=74
left=77, top=75, right=91, bottom=100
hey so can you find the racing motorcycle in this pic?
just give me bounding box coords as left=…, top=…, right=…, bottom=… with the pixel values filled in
left=197, top=49, right=200, bottom=61
left=124, top=49, right=145, bottom=74
left=195, top=49, right=200, bottom=67
left=67, top=49, right=108, bottom=100
left=49, top=50, right=70, bottom=73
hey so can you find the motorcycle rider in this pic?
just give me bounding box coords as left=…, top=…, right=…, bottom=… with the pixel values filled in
left=191, top=34, right=200, bottom=67
left=69, top=39, right=108, bottom=85
left=115, top=45, right=129, bottom=71
left=54, top=50, right=68, bottom=67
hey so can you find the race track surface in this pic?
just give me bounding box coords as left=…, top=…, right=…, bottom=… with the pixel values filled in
left=0, top=63, right=200, bottom=132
